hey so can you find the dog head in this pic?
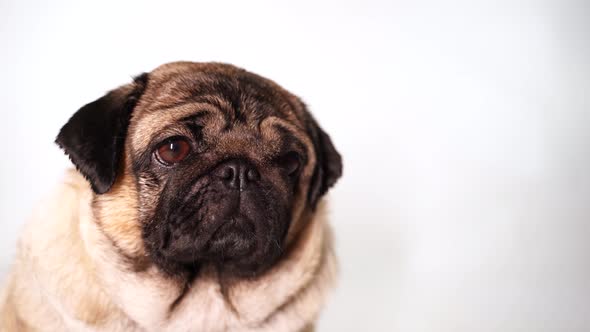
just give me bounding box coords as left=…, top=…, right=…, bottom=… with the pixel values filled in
left=56, top=62, right=342, bottom=277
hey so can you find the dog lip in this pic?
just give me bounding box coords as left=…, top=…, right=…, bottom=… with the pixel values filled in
left=206, top=216, right=256, bottom=253
left=208, top=215, right=253, bottom=242
left=204, top=216, right=231, bottom=248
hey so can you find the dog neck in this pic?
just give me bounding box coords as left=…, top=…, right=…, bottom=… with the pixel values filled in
left=74, top=170, right=336, bottom=331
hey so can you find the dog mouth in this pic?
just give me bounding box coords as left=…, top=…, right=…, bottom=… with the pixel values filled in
left=205, top=215, right=257, bottom=260
left=158, top=212, right=260, bottom=265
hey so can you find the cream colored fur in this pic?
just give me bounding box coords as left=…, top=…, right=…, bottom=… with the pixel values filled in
left=0, top=170, right=337, bottom=331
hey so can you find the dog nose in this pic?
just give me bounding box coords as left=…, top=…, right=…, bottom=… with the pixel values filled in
left=215, top=160, right=260, bottom=191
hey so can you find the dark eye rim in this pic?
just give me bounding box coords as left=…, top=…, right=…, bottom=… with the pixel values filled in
left=276, top=151, right=304, bottom=177
left=153, top=136, right=192, bottom=166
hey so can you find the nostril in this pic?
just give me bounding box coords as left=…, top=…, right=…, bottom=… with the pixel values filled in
left=216, top=160, right=260, bottom=190
left=219, top=166, right=234, bottom=180
left=246, top=168, right=260, bottom=182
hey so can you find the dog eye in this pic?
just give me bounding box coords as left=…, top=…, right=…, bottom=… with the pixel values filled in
left=155, top=137, right=191, bottom=165
left=276, top=151, right=301, bottom=176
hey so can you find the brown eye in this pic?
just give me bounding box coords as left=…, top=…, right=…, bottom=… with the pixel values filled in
left=155, top=137, right=191, bottom=165
left=277, top=151, right=301, bottom=176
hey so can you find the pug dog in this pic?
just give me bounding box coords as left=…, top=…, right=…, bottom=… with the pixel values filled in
left=0, top=62, right=342, bottom=332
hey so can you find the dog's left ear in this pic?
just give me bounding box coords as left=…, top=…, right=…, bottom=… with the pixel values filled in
left=307, top=116, right=343, bottom=209
left=56, top=74, right=148, bottom=194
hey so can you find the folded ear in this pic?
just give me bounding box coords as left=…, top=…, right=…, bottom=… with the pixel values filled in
left=55, top=74, right=148, bottom=194
left=307, top=116, right=343, bottom=209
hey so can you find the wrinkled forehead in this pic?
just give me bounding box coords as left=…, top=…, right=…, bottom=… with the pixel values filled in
left=127, top=69, right=311, bottom=155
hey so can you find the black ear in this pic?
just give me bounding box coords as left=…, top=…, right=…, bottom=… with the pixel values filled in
left=55, top=74, right=148, bottom=194
left=308, top=118, right=343, bottom=208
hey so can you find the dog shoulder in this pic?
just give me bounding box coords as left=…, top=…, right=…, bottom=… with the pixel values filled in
left=17, top=169, right=89, bottom=255
left=5, top=169, right=123, bottom=331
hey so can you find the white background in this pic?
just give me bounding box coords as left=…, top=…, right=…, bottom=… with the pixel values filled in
left=1, top=1, right=590, bottom=331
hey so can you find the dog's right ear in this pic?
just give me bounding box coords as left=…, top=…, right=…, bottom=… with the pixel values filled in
left=56, top=74, right=148, bottom=194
